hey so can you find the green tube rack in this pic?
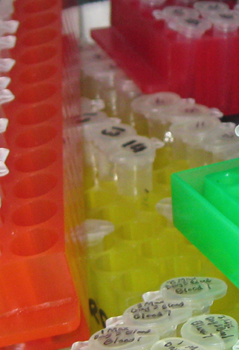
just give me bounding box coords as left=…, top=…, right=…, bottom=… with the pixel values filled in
left=171, top=157, right=239, bottom=288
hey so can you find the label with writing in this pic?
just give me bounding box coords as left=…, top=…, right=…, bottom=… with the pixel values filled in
left=191, top=315, right=236, bottom=339
left=151, top=337, right=206, bottom=350
left=161, top=277, right=227, bottom=304
left=129, top=301, right=171, bottom=320
left=92, top=327, right=157, bottom=348
left=163, top=277, right=212, bottom=295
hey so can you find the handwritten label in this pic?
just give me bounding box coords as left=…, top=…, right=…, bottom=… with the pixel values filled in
left=129, top=301, right=171, bottom=320
left=191, top=315, right=235, bottom=339
left=164, top=277, right=212, bottom=295
left=93, top=327, right=152, bottom=347
left=164, top=339, right=200, bottom=350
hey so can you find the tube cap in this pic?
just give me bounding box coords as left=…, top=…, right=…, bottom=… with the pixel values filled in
left=181, top=314, right=238, bottom=350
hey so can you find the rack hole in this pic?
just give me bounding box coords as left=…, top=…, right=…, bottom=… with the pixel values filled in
left=11, top=228, right=58, bottom=256
left=12, top=200, right=57, bottom=226
left=16, top=126, right=57, bottom=148
left=18, top=84, right=57, bottom=104
left=17, top=104, right=58, bottom=125
left=14, top=173, right=57, bottom=198
left=14, top=149, right=57, bottom=172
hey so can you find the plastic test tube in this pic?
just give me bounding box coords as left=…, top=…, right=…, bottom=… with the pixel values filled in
left=79, top=219, right=115, bottom=332
left=131, top=92, right=181, bottom=138
left=81, top=60, right=122, bottom=118
left=81, top=96, right=105, bottom=114
left=153, top=6, right=199, bottom=25
left=150, top=101, right=222, bottom=143
left=143, top=277, right=227, bottom=315
left=81, top=218, right=115, bottom=254
left=114, top=71, right=142, bottom=125
left=193, top=1, right=229, bottom=19
left=81, top=58, right=116, bottom=100
left=208, top=10, right=239, bottom=35
left=106, top=298, right=193, bottom=338
left=89, top=122, right=137, bottom=182
left=169, top=116, right=221, bottom=167
left=71, top=326, right=160, bottom=350
left=151, top=337, right=208, bottom=350
left=181, top=314, right=238, bottom=350
left=208, top=10, right=239, bottom=112
left=81, top=118, right=121, bottom=188
left=109, top=135, right=164, bottom=197
left=203, top=122, right=239, bottom=163
left=80, top=44, right=109, bottom=95
left=166, top=16, right=212, bottom=97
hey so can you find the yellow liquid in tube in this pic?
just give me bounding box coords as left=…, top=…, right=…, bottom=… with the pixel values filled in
left=80, top=91, right=239, bottom=333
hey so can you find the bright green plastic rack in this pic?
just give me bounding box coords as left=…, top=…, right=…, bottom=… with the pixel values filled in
left=171, top=158, right=239, bottom=288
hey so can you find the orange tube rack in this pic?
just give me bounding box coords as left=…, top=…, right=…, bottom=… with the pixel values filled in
left=0, top=0, right=89, bottom=347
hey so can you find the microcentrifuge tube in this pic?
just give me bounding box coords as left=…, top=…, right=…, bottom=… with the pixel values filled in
left=71, top=326, right=160, bottom=350
left=181, top=314, right=238, bottom=350
left=106, top=298, right=193, bottom=338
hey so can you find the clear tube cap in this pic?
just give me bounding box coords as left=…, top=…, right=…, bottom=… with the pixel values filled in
left=160, top=277, right=227, bottom=311
left=163, top=102, right=219, bottom=125
left=80, top=112, right=111, bottom=131
left=155, top=197, right=173, bottom=222
left=168, top=16, right=212, bottom=38
left=204, top=122, right=239, bottom=153
left=153, top=6, right=199, bottom=22
left=106, top=299, right=192, bottom=335
left=209, top=10, right=239, bottom=33
left=181, top=314, right=238, bottom=350
left=73, top=326, right=160, bottom=350
left=82, top=219, right=115, bottom=246
left=151, top=337, right=208, bottom=350
left=90, top=122, right=137, bottom=153
left=169, top=116, right=221, bottom=145
left=131, top=92, right=181, bottom=116
left=194, top=1, right=229, bottom=18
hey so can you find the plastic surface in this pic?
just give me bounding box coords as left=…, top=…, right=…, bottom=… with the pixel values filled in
left=171, top=157, right=239, bottom=289
left=110, top=135, right=164, bottom=196
left=151, top=337, right=208, bottom=350
left=181, top=314, right=238, bottom=350
left=106, top=299, right=192, bottom=336
left=71, top=326, right=160, bottom=350
left=91, top=0, right=239, bottom=114
left=161, top=277, right=227, bottom=311
left=0, top=0, right=89, bottom=347
left=142, top=277, right=227, bottom=315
